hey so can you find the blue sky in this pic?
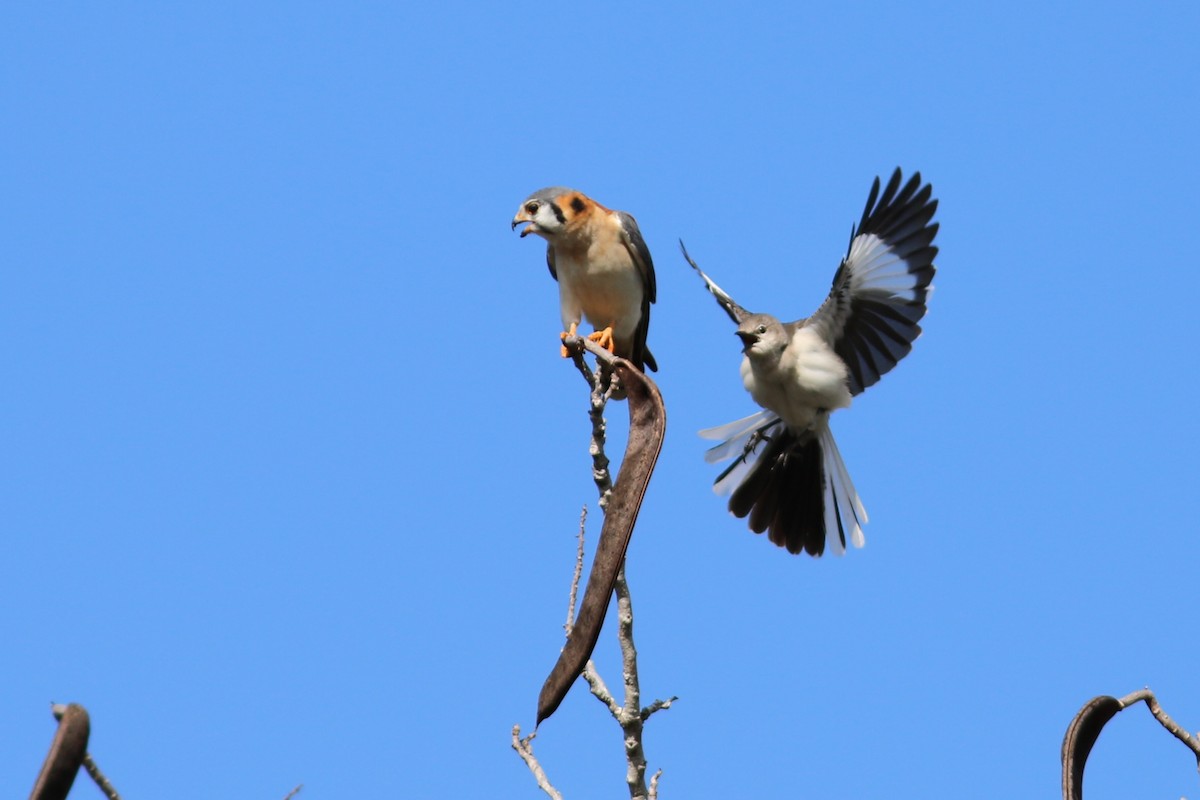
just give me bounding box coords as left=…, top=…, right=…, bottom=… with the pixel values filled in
left=4, top=3, right=1199, bottom=798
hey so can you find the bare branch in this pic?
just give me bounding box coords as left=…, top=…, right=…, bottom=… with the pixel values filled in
left=583, top=659, right=621, bottom=718
left=281, top=785, right=303, bottom=800
left=1117, top=688, right=1200, bottom=759
left=566, top=337, right=597, bottom=387
left=565, top=507, right=588, bottom=635
left=536, top=351, right=665, bottom=725
left=648, top=768, right=663, bottom=800
left=511, top=726, right=564, bottom=800
left=515, top=338, right=673, bottom=799
left=1062, top=688, right=1200, bottom=800
left=31, top=703, right=90, bottom=800
left=641, top=697, right=678, bottom=723
left=80, top=754, right=122, bottom=800
left=29, top=703, right=123, bottom=800
left=613, top=565, right=652, bottom=799
left=563, top=331, right=621, bottom=370
left=566, top=338, right=616, bottom=507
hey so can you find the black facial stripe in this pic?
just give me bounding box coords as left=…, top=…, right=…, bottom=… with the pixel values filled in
left=548, top=201, right=566, bottom=224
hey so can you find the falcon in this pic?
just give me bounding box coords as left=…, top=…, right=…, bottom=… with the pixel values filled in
left=512, top=188, right=657, bottom=373
left=684, top=168, right=937, bottom=556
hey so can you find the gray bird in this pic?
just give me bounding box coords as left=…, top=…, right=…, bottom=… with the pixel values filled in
left=683, top=168, right=937, bottom=556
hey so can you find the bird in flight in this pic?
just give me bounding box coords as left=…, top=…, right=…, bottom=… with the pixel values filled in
left=683, top=168, right=938, bottom=556
left=512, top=188, right=657, bottom=373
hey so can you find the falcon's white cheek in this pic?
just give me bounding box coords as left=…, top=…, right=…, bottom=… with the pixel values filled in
left=533, top=208, right=565, bottom=236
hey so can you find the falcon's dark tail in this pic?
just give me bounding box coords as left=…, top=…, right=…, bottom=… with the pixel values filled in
left=641, top=349, right=657, bottom=372
left=725, top=420, right=866, bottom=556
left=632, top=300, right=657, bottom=372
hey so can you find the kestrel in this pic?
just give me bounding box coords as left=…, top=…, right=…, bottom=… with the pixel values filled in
left=513, top=187, right=657, bottom=372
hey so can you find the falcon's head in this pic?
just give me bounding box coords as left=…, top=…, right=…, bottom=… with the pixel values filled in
left=735, top=314, right=789, bottom=360
left=511, top=187, right=594, bottom=241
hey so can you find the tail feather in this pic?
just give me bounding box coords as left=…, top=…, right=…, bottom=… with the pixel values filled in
left=818, top=424, right=867, bottom=549
left=707, top=417, right=867, bottom=556
left=701, top=410, right=780, bottom=465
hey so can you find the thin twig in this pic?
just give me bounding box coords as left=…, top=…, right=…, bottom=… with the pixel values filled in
left=567, top=341, right=596, bottom=386
left=641, top=696, right=678, bottom=722
left=80, top=754, right=122, bottom=800
left=584, top=660, right=621, bottom=718
left=565, top=507, right=588, bottom=635
left=511, top=726, right=564, bottom=800
left=566, top=334, right=621, bottom=507
left=1119, top=688, right=1200, bottom=762
left=281, top=785, right=303, bottom=800
left=648, top=768, right=663, bottom=800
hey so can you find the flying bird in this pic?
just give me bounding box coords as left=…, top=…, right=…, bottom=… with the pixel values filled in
left=683, top=168, right=937, bottom=556
left=512, top=187, right=657, bottom=373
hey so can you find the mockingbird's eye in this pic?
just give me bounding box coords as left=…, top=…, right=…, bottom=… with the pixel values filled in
left=756, top=324, right=767, bottom=335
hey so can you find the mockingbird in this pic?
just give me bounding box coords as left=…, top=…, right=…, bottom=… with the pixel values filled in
left=683, top=168, right=937, bottom=556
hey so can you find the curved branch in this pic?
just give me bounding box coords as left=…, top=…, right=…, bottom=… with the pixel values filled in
left=31, top=703, right=90, bottom=800
left=536, top=340, right=666, bottom=726
left=1061, top=688, right=1200, bottom=800
left=1119, top=688, right=1200, bottom=759
left=1061, top=695, right=1123, bottom=800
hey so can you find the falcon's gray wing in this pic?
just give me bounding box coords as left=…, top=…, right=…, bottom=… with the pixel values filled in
left=806, top=168, right=938, bottom=395
left=615, top=210, right=656, bottom=304
left=615, top=209, right=658, bottom=372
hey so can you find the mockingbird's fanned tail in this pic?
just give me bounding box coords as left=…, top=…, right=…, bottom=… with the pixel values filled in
left=705, top=413, right=865, bottom=556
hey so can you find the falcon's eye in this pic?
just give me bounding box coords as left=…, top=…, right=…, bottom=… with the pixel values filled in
left=524, top=202, right=539, bottom=214
left=756, top=324, right=767, bottom=335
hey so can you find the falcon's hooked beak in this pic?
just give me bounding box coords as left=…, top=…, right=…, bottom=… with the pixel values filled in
left=511, top=212, right=536, bottom=238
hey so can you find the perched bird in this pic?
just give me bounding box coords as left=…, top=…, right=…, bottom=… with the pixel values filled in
left=684, top=168, right=937, bottom=556
left=512, top=187, right=657, bottom=373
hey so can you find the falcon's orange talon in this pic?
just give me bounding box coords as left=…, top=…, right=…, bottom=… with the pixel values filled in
left=588, top=326, right=616, bottom=353
left=560, top=322, right=579, bottom=357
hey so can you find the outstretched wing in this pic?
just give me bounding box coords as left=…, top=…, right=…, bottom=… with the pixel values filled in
left=806, top=168, right=938, bottom=395
left=679, top=239, right=751, bottom=324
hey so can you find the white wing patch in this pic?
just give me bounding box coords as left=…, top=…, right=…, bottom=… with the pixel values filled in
left=846, top=232, right=923, bottom=302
